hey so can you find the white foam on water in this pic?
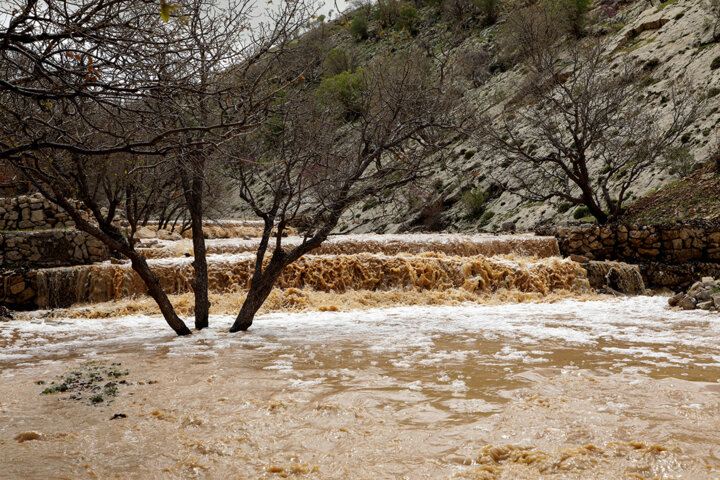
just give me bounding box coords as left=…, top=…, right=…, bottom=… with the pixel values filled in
left=2, top=297, right=720, bottom=372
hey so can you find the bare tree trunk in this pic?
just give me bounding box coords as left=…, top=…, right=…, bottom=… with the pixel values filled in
left=229, top=255, right=285, bottom=332
left=582, top=193, right=608, bottom=224
left=189, top=198, right=210, bottom=330
left=229, top=276, right=277, bottom=332
left=181, top=166, right=210, bottom=330
left=46, top=191, right=193, bottom=335
left=128, top=253, right=193, bottom=336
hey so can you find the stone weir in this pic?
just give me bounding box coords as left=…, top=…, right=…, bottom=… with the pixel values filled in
left=13, top=232, right=647, bottom=310
left=538, top=220, right=720, bottom=290
left=32, top=250, right=591, bottom=309
left=0, top=194, right=109, bottom=309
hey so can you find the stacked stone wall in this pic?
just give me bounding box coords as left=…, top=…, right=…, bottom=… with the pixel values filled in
left=0, top=270, right=38, bottom=308
left=0, top=230, right=108, bottom=268
left=545, top=221, right=720, bottom=263
left=0, top=192, right=86, bottom=230
left=1, top=194, right=109, bottom=308
left=539, top=220, right=720, bottom=290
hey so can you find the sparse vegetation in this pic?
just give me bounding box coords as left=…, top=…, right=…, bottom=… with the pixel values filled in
left=350, top=11, right=370, bottom=40
left=573, top=206, right=591, bottom=219
left=38, top=362, right=129, bottom=405
left=462, top=187, right=488, bottom=219
left=712, top=55, right=720, bottom=70
left=663, top=145, right=696, bottom=177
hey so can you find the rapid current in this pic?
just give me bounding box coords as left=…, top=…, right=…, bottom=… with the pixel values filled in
left=1, top=231, right=719, bottom=479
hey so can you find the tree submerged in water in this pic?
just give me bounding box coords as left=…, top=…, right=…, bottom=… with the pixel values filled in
left=224, top=49, right=465, bottom=331
left=0, top=0, right=314, bottom=335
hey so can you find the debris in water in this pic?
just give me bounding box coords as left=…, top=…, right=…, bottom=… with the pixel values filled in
left=14, top=432, right=45, bottom=443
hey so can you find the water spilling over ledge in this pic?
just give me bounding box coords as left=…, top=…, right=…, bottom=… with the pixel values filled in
left=137, top=233, right=561, bottom=259
left=35, top=252, right=588, bottom=308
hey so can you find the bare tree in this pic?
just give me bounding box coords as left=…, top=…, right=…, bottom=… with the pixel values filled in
left=140, top=0, right=314, bottom=330
left=223, top=49, right=465, bottom=331
left=478, top=38, right=699, bottom=224
left=1, top=0, right=315, bottom=335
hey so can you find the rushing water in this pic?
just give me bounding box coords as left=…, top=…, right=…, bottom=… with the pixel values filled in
left=2, top=298, right=720, bottom=479
left=2, top=232, right=720, bottom=478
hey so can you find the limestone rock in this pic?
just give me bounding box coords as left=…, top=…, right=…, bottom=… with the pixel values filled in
left=668, top=293, right=683, bottom=307
left=697, top=301, right=714, bottom=311
left=678, top=296, right=697, bottom=310
left=156, top=229, right=182, bottom=241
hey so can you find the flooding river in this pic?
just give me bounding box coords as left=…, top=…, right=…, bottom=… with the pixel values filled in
left=2, top=298, right=720, bottom=479
left=1, top=233, right=720, bottom=479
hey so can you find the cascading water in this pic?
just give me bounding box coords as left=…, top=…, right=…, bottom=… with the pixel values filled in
left=35, top=234, right=585, bottom=309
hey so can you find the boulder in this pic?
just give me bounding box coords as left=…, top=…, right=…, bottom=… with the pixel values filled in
left=668, top=293, right=683, bottom=307
left=156, top=229, right=182, bottom=241
left=678, top=296, right=697, bottom=310
left=697, top=301, right=714, bottom=311
left=135, top=226, right=157, bottom=239
left=0, top=306, right=13, bottom=321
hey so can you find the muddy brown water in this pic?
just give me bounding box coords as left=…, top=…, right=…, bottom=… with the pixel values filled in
left=2, top=234, right=720, bottom=479
left=2, top=299, right=720, bottom=479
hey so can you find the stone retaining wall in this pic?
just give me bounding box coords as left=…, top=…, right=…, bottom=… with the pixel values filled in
left=539, top=220, right=720, bottom=263
left=538, top=220, right=720, bottom=290
left=0, top=192, right=88, bottom=230
left=0, top=270, right=37, bottom=309
left=0, top=230, right=109, bottom=269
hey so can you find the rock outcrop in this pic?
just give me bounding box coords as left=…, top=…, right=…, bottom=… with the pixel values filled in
left=668, top=277, right=720, bottom=312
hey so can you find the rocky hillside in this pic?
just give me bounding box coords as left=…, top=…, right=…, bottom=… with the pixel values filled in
left=227, top=0, right=720, bottom=233
left=245, top=0, right=720, bottom=232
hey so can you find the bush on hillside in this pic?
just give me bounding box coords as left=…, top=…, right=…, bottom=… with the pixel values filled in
left=476, top=0, right=499, bottom=25
left=663, top=145, right=696, bottom=177
left=396, top=5, right=419, bottom=33
left=462, top=187, right=488, bottom=218
left=711, top=55, right=720, bottom=70
left=317, top=70, right=366, bottom=120
left=350, top=12, right=369, bottom=40
left=573, top=205, right=591, bottom=219
left=323, top=48, right=359, bottom=76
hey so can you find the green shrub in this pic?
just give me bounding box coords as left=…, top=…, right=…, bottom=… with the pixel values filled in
left=350, top=12, right=369, bottom=40
left=476, top=0, right=499, bottom=25
left=362, top=197, right=379, bottom=211
left=711, top=55, right=720, bottom=70
left=480, top=210, right=495, bottom=226
left=708, top=87, right=720, bottom=98
left=643, top=58, right=660, bottom=70
left=464, top=149, right=476, bottom=159
left=323, top=48, right=357, bottom=77
left=461, top=187, right=487, bottom=218
left=396, top=5, right=419, bottom=33
left=557, top=202, right=572, bottom=213
left=559, top=0, right=591, bottom=38
left=317, top=70, right=365, bottom=120
left=374, top=0, right=401, bottom=29
left=573, top=205, right=591, bottom=219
